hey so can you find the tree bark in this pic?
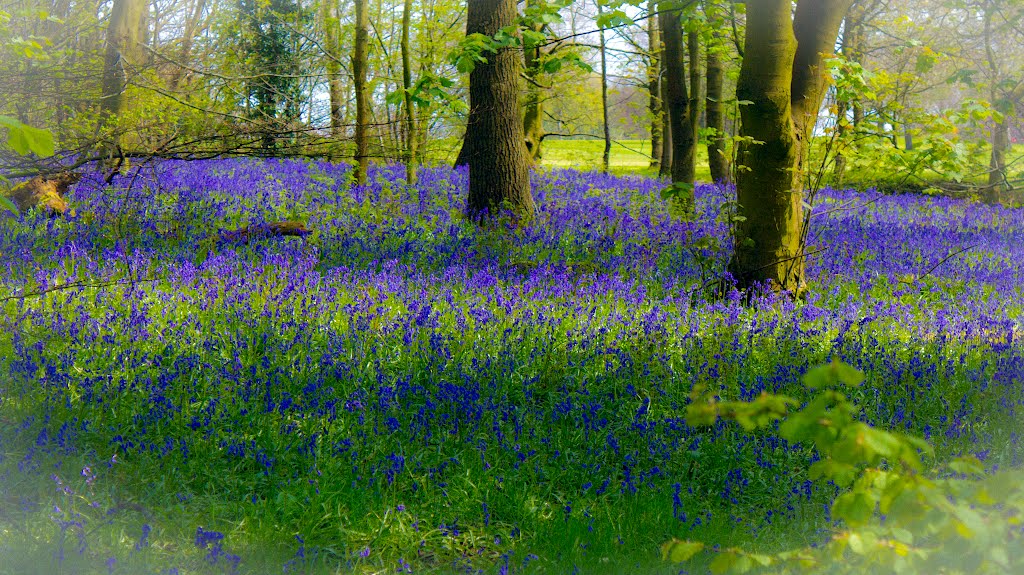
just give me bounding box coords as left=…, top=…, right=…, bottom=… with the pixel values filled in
left=523, top=0, right=545, bottom=162
left=687, top=28, right=701, bottom=140
left=647, top=0, right=662, bottom=170
left=598, top=2, right=612, bottom=173
left=462, top=0, right=534, bottom=222
left=323, top=0, right=345, bottom=139
left=705, top=28, right=729, bottom=183
left=99, top=0, right=146, bottom=144
left=167, top=0, right=207, bottom=92
left=353, top=0, right=370, bottom=184
left=659, top=5, right=695, bottom=202
left=729, top=0, right=853, bottom=293
left=401, top=0, right=417, bottom=183
left=659, top=55, right=672, bottom=177
left=987, top=111, right=1010, bottom=204
left=831, top=1, right=868, bottom=186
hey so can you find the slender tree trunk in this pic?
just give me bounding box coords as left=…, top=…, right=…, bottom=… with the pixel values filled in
left=831, top=2, right=866, bottom=186
left=598, top=3, right=612, bottom=173
left=987, top=113, right=1009, bottom=204
left=523, top=0, right=545, bottom=162
left=353, top=0, right=370, bottom=184
left=168, top=0, right=206, bottom=91
left=99, top=0, right=146, bottom=148
left=462, top=0, right=534, bottom=222
left=729, top=0, right=852, bottom=293
left=832, top=99, right=849, bottom=186
left=401, top=0, right=417, bottom=183
left=705, top=30, right=729, bottom=183
left=687, top=28, right=701, bottom=139
left=647, top=0, right=662, bottom=170
left=660, top=55, right=672, bottom=177
left=323, top=0, right=345, bottom=139
left=659, top=5, right=695, bottom=203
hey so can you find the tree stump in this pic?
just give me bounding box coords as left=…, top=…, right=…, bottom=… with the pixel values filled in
left=4, top=173, right=81, bottom=216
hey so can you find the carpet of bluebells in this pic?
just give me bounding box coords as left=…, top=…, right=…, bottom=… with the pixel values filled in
left=1, top=159, right=1022, bottom=574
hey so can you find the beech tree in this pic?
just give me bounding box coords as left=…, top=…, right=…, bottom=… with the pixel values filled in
left=729, top=0, right=854, bottom=293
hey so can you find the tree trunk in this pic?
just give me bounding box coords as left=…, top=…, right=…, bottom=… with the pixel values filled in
left=99, top=0, right=146, bottom=146
left=598, top=2, right=612, bottom=173
left=168, top=0, right=207, bottom=91
left=401, top=0, right=417, bottom=184
left=729, top=0, right=853, bottom=293
left=831, top=1, right=867, bottom=186
left=353, top=0, right=370, bottom=184
left=323, top=0, right=345, bottom=139
left=687, top=28, right=701, bottom=140
left=659, top=6, right=695, bottom=203
left=987, top=113, right=1009, bottom=204
left=523, top=0, right=545, bottom=162
left=647, top=0, right=662, bottom=170
left=462, top=0, right=534, bottom=222
left=705, top=29, right=729, bottom=183
left=659, top=56, right=672, bottom=178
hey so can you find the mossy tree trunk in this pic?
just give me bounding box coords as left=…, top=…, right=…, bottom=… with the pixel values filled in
left=99, top=0, right=145, bottom=153
left=705, top=26, right=729, bottom=183
left=323, top=0, right=345, bottom=140
left=659, top=55, right=672, bottom=177
left=647, top=0, right=662, bottom=171
left=659, top=4, right=695, bottom=206
left=687, top=28, right=701, bottom=140
left=401, top=0, right=417, bottom=184
left=353, top=0, right=370, bottom=184
left=987, top=106, right=1010, bottom=204
left=522, top=0, right=545, bottom=162
left=461, top=0, right=534, bottom=222
left=729, top=0, right=853, bottom=293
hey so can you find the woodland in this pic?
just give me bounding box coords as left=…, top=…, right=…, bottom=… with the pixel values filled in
left=1, top=0, right=1023, bottom=573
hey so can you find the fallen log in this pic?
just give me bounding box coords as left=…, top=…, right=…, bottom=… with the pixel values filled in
left=3, top=172, right=81, bottom=216
left=219, top=220, right=312, bottom=243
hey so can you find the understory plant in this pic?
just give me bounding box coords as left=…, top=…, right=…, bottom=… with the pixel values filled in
left=665, top=359, right=1024, bottom=574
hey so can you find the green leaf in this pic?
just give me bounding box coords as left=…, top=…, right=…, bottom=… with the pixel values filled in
left=709, top=550, right=737, bottom=575
left=0, top=194, right=18, bottom=216
left=661, top=539, right=704, bottom=563
left=832, top=491, right=875, bottom=526
left=0, top=115, right=56, bottom=157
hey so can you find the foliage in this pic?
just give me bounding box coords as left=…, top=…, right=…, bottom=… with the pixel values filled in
left=667, top=359, right=1024, bottom=574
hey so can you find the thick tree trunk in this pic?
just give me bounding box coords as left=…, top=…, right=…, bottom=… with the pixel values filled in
left=401, top=0, right=417, bottom=183
left=730, top=0, right=852, bottom=293
left=462, top=0, right=534, bottom=222
left=705, top=30, right=729, bottom=183
left=353, top=0, right=370, bottom=184
left=659, top=49, right=673, bottom=177
left=99, top=0, right=145, bottom=146
left=647, top=0, right=662, bottom=170
left=598, top=3, right=612, bottom=173
left=659, top=6, right=695, bottom=202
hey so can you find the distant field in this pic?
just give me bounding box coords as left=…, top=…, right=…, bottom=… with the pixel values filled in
left=541, top=139, right=713, bottom=181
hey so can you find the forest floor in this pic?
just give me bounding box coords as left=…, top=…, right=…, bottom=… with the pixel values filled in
left=1, top=159, right=1022, bottom=574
